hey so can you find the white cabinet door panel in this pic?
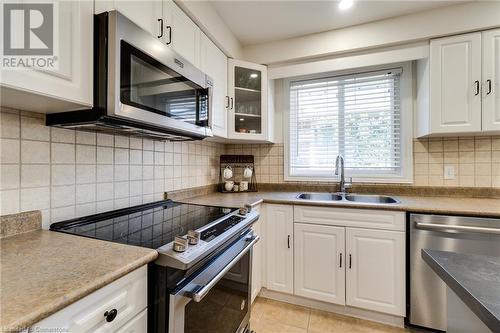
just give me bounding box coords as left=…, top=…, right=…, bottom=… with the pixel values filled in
left=346, top=228, right=405, bottom=316
left=1, top=0, right=93, bottom=109
left=265, top=204, right=293, bottom=294
left=95, top=1, right=162, bottom=37
left=200, top=34, right=228, bottom=138
left=430, top=33, right=482, bottom=133
left=482, top=29, right=500, bottom=132
left=162, top=0, right=200, bottom=67
left=294, top=223, right=345, bottom=305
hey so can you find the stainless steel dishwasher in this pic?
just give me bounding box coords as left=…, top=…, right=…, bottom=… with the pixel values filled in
left=409, top=213, right=500, bottom=331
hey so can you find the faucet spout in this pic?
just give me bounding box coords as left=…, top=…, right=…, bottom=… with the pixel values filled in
left=335, top=155, right=350, bottom=193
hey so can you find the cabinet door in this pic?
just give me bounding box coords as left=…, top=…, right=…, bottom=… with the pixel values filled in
left=228, top=59, right=269, bottom=141
left=95, top=1, right=162, bottom=37
left=251, top=205, right=263, bottom=303
left=162, top=0, right=200, bottom=67
left=294, top=223, right=345, bottom=305
left=430, top=33, right=482, bottom=134
left=200, top=34, right=228, bottom=138
left=1, top=0, right=93, bottom=110
left=346, top=228, right=405, bottom=316
left=265, top=204, right=293, bottom=294
left=482, top=29, right=500, bottom=132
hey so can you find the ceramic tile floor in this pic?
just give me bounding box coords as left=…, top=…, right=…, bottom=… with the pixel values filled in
left=250, top=297, right=428, bottom=333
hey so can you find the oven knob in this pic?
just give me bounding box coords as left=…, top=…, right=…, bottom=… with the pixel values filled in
left=173, top=236, right=188, bottom=252
left=187, top=230, right=201, bottom=245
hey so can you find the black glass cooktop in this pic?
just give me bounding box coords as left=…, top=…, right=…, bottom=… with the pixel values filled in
left=50, top=200, right=236, bottom=249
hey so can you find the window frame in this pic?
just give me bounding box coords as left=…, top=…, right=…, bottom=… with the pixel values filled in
left=283, top=62, right=413, bottom=183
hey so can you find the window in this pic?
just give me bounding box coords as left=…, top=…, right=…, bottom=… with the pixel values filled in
left=285, top=65, right=412, bottom=182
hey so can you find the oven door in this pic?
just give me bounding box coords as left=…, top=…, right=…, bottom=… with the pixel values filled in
left=106, top=11, right=212, bottom=139
left=169, top=231, right=259, bottom=333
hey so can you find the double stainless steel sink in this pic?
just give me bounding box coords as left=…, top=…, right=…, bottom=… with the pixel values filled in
left=297, top=192, right=400, bottom=204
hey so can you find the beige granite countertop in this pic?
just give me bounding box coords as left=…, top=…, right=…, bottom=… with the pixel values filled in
left=0, top=230, right=158, bottom=332
left=179, top=191, right=500, bottom=217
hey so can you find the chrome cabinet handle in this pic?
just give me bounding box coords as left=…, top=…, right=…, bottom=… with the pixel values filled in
left=230, top=97, right=234, bottom=110
left=187, top=235, right=259, bottom=302
left=474, top=80, right=480, bottom=95
left=486, top=79, right=492, bottom=95
left=415, top=222, right=500, bottom=235
left=166, top=25, right=172, bottom=45
left=157, top=19, right=163, bottom=38
left=225, top=96, right=230, bottom=108
left=339, top=253, right=342, bottom=268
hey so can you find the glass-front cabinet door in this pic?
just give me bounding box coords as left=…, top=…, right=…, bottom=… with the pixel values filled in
left=228, top=59, right=269, bottom=141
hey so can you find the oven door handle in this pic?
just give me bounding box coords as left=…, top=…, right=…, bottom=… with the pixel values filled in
left=415, top=222, right=500, bottom=235
left=188, top=234, right=259, bottom=303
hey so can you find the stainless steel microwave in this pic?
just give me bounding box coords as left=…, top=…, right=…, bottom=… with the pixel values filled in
left=47, top=11, right=213, bottom=141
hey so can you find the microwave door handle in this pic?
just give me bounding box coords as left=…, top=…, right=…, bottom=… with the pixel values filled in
left=189, top=235, right=259, bottom=303
left=415, top=222, right=500, bottom=235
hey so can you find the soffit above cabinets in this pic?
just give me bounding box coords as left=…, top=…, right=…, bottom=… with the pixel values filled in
left=209, top=0, right=464, bottom=46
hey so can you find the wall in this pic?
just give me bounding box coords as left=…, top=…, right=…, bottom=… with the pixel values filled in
left=0, top=108, right=224, bottom=228
left=227, top=136, right=500, bottom=188
left=176, top=0, right=243, bottom=58
left=242, top=2, right=500, bottom=65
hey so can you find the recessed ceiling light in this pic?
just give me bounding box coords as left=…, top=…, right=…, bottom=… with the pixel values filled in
left=338, top=0, right=354, bottom=10
left=239, top=118, right=245, bottom=121
left=250, top=73, right=259, bottom=78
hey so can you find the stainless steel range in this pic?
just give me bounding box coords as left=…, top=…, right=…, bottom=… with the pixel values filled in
left=50, top=200, right=260, bottom=333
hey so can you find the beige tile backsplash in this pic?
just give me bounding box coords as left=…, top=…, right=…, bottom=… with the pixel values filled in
left=1, top=106, right=499, bottom=228
left=227, top=136, right=500, bottom=188
left=0, top=108, right=223, bottom=228
left=414, top=137, right=500, bottom=188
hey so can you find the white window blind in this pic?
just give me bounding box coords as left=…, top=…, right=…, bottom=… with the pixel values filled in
left=288, top=68, right=403, bottom=178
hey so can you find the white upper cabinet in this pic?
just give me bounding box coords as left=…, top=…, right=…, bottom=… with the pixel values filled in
left=294, top=223, right=345, bottom=305
left=482, top=29, right=500, bottom=132
left=95, top=1, right=162, bottom=37
left=200, top=34, right=228, bottom=138
left=430, top=32, right=482, bottom=134
left=345, top=228, right=405, bottom=316
left=265, top=204, right=294, bottom=294
left=417, top=29, right=500, bottom=137
left=228, top=59, right=271, bottom=142
left=162, top=0, right=200, bottom=67
left=0, top=0, right=93, bottom=112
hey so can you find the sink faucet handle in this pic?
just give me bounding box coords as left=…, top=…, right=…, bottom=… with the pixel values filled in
left=345, top=177, right=353, bottom=188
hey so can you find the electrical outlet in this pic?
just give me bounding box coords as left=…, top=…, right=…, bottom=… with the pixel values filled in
left=444, top=165, right=455, bottom=180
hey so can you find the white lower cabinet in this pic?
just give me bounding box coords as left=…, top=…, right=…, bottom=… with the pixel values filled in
left=265, top=204, right=294, bottom=294
left=262, top=204, right=406, bottom=317
left=31, top=265, right=148, bottom=332
left=345, top=228, right=406, bottom=316
left=114, top=309, right=147, bottom=333
left=294, top=223, right=345, bottom=305
left=251, top=205, right=263, bottom=303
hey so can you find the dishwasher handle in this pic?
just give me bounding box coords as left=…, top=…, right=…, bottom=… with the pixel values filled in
left=414, top=221, right=500, bottom=235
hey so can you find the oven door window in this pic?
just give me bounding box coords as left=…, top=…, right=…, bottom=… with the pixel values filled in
left=120, top=41, right=208, bottom=126
left=184, top=252, right=250, bottom=333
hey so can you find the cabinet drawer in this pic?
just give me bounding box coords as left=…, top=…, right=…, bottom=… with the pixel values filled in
left=294, top=206, right=405, bottom=231
left=115, top=309, right=147, bottom=333
left=32, top=266, right=147, bottom=332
